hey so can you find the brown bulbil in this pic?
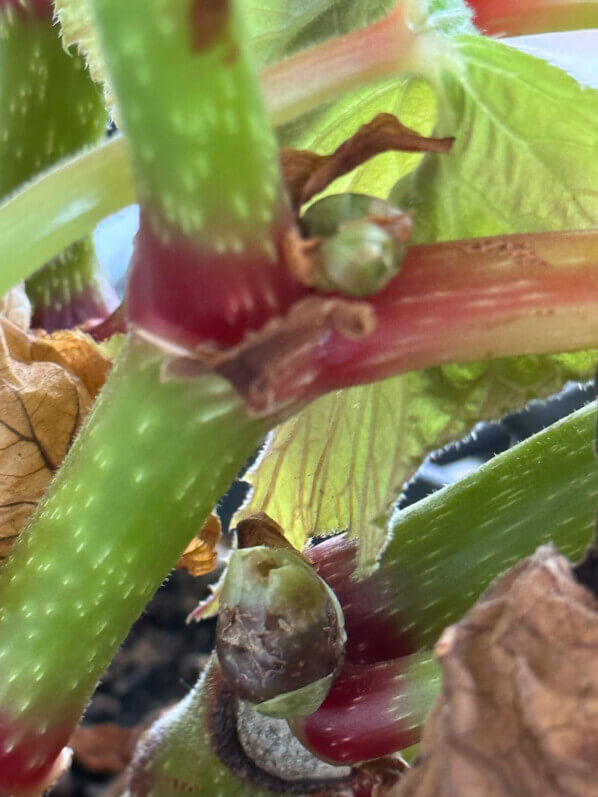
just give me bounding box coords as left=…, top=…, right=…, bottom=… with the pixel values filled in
left=216, top=547, right=345, bottom=707
left=396, top=545, right=598, bottom=797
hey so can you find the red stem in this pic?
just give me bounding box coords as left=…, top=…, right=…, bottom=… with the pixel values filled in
left=264, top=230, right=598, bottom=408
left=127, top=213, right=305, bottom=350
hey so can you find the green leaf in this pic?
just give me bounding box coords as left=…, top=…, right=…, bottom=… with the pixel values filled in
left=244, top=35, right=598, bottom=568
left=238, top=353, right=596, bottom=567
left=393, top=35, right=598, bottom=240
left=255, top=0, right=475, bottom=198
left=279, top=78, right=437, bottom=200
left=380, top=398, right=598, bottom=647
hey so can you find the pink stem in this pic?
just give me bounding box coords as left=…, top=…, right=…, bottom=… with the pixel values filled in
left=468, top=0, right=598, bottom=35
left=258, top=229, right=598, bottom=407
left=261, top=2, right=426, bottom=127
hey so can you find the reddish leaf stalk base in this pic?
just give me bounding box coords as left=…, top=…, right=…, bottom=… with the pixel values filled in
left=266, top=231, right=598, bottom=407
left=130, top=220, right=598, bottom=415
left=468, top=0, right=598, bottom=35
left=295, top=537, right=432, bottom=765
left=290, top=660, right=419, bottom=765
left=25, top=260, right=124, bottom=332
left=308, top=536, right=414, bottom=664
left=30, top=285, right=118, bottom=331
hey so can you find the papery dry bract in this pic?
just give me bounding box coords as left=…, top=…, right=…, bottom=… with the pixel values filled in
left=0, top=318, right=110, bottom=559
left=397, top=545, right=598, bottom=797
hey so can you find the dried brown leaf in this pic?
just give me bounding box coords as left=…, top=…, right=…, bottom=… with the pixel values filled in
left=396, top=545, right=598, bottom=797
left=0, top=318, right=111, bottom=559
left=177, top=513, right=221, bottom=576
left=31, top=328, right=111, bottom=399
left=280, top=113, right=454, bottom=207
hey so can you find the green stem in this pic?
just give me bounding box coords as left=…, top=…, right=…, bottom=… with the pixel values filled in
left=0, top=2, right=442, bottom=291
left=379, top=399, right=598, bottom=648
left=0, top=137, right=133, bottom=299
left=25, top=238, right=118, bottom=330
left=0, top=2, right=110, bottom=324
left=0, top=337, right=269, bottom=793
left=91, top=0, right=282, bottom=248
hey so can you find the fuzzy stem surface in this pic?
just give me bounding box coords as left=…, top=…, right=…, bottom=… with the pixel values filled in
left=0, top=337, right=268, bottom=793
left=380, top=400, right=598, bottom=648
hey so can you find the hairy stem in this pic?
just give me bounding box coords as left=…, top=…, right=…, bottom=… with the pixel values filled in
left=379, top=399, right=597, bottom=648
left=0, top=0, right=112, bottom=326
left=0, top=0, right=293, bottom=789
left=0, top=337, right=269, bottom=793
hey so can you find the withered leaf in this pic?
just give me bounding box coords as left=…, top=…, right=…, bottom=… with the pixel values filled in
left=280, top=113, right=454, bottom=208
left=177, top=513, right=221, bottom=577
left=32, top=328, right=111, bottom=399
left=0, top=318, right=111, bottom=559
left=396, top=545, right=598, bottom=797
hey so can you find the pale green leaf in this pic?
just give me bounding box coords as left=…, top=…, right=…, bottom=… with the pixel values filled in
left=255, top=0, right=475, bottom=198
left=238, top=353, right=596, bottom=566
left=393, top=35, right=598, bottom=240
